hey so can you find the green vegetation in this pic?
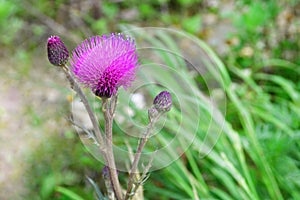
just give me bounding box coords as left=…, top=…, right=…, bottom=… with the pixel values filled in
left=1, top=0, right=300, bottom=199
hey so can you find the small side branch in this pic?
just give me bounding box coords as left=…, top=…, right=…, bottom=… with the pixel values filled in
left=125, top=114, right=161, bottom=199
left=61, top=65, right=105, bottom=153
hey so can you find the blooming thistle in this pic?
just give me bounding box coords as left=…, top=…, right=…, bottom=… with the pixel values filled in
left=47, top=36, right=69, bottom=66
left=70, top=33, right=139, bottom=98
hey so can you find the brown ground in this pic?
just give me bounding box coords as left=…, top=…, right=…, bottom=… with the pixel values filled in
left=0, top=56, right=70, bottom=199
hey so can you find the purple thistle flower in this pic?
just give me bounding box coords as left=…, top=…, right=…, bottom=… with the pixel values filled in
left=70, top=33, right=139, bottom=98
left=47, top=36, right=69, bottom=66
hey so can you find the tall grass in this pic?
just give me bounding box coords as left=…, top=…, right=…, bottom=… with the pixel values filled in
left=117, top=26, right=300, bottom=200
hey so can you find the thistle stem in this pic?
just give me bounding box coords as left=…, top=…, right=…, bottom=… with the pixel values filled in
left=61, top=65, right=105, bottom=152
left=62, top=65, right=123, bottom=199
left=102, top=98, right=123, bottom=200
left=125, top=114, right=161, bottom=200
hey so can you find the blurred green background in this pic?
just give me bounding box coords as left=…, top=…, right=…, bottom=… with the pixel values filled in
left=0, top=0, right=300, bottom=199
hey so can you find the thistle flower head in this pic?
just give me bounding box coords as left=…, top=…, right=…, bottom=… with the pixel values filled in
left=153, top=91, right=172, bottom=112
left=70, top=33, right=139, bottom=98
left=47, top=35, right=69, bottom=66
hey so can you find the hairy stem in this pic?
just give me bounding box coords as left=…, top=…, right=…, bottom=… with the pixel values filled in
left=125, top=114, right=161, bottom=200
left=102, top=98, right=123, bottom=200
left=62, top=65, right=123, bottom=199
left=61, top=65, right=105, bottom=152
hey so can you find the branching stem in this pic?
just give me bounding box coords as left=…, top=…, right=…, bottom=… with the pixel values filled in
left=61, top=65, right=105, bottom=153
left=125, top=113, right=162, bottom=200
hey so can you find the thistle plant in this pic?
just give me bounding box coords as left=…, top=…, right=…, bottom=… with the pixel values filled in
left=47, top=34, right=172, bottom=200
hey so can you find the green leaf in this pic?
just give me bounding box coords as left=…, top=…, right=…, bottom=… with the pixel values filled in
left=182, top=14, right=202, bottom=34
left=0, top=0, right=15, bottom=23
left=102, top=2, right=119, bottom=20
left=138, top=4, right=156, bottom=19
left=92, top=19, right=108, bottom=33
left=41, top=173, right=59, bottom=198
left=86, top=177, right=106, bottom=200
left=55, top=186, right=85, bottom=200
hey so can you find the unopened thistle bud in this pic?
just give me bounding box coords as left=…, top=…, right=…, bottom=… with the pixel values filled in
left=153, top=91, right=172, bottom=112
left=47, top=35, right=69, bottom=66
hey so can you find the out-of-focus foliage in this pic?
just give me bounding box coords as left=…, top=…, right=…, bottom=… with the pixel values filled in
left=25, top=131, right=102, bottom=200
left=227, top=0, right=300, bottom=72
left=3, top=0, right=299, bottom=66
